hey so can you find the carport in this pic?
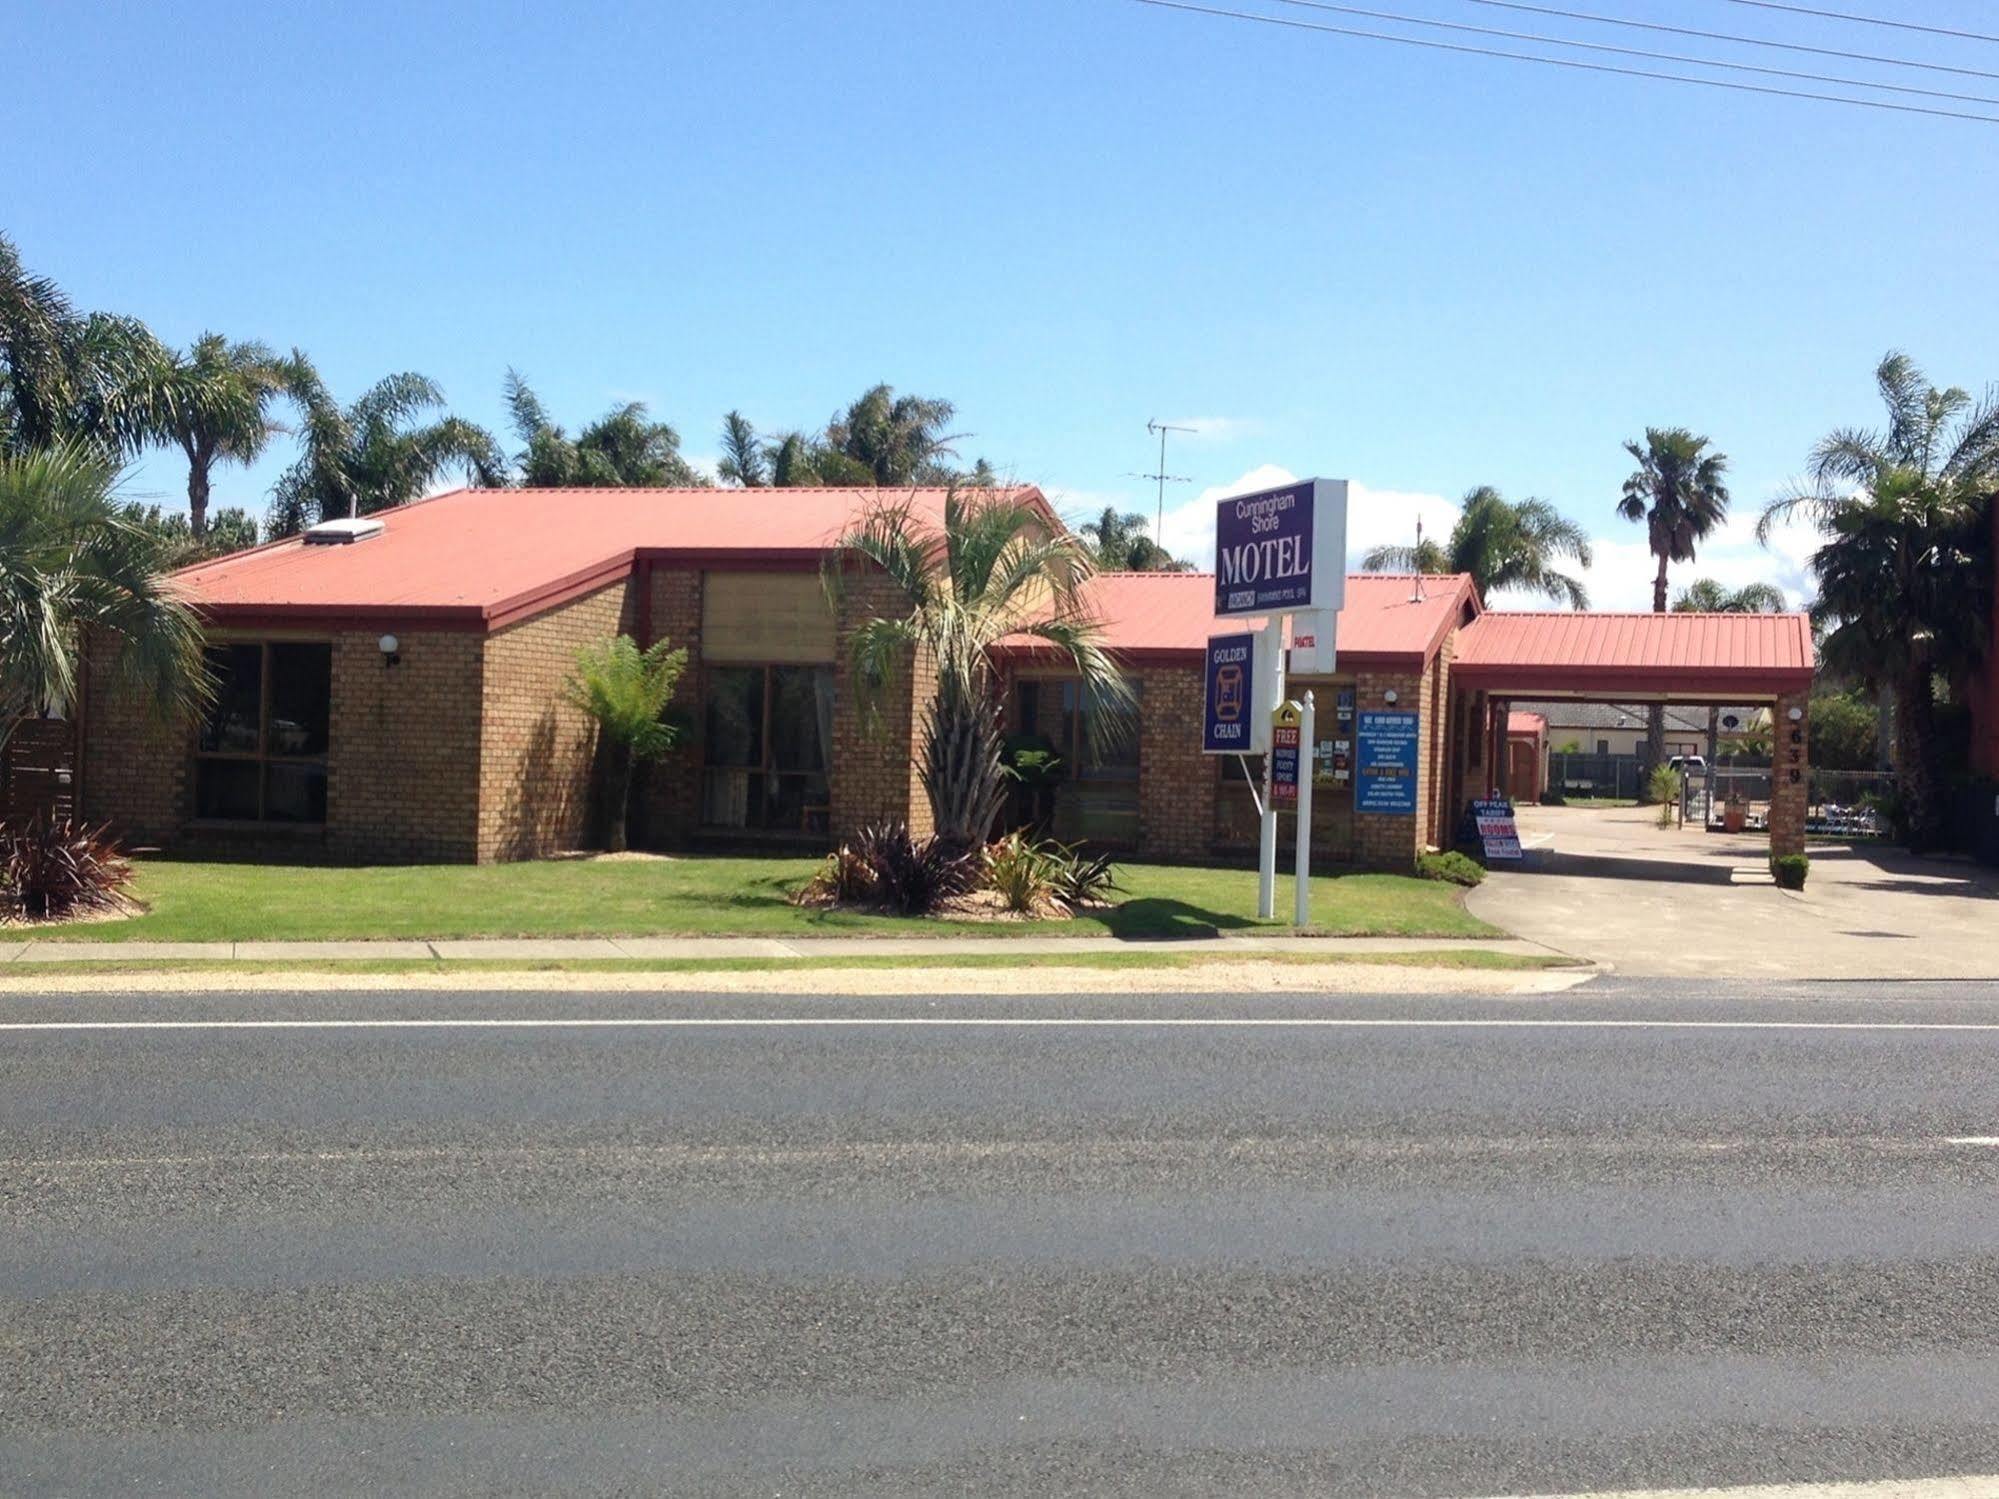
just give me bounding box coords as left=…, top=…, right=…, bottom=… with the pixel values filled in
left=1447, top=610, right=1817, bottom=861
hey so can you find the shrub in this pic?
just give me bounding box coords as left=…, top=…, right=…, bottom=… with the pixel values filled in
left=804, top=820, right=980, bottom=916
left=1044, top=840, right=1122, bottom=909
left=1417, top=850, right=1486, bottom=887
left=1770, top=853, right=1810, bottom=890
left=1647, top=764, right=1683, bottom=826
left=985, top=830, right=1057, bottom=913
left=0, top=818, right=132, bottom=920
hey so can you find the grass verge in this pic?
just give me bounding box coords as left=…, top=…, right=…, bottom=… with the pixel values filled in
left=50, top=856, right=1500, bottom=943
left=0, top=950, right=1574, bottom=978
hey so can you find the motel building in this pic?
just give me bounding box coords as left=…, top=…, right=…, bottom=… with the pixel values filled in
left=49, top=484, right=1819, bottom=872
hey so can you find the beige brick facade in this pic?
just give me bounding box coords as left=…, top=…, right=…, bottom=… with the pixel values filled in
left=476, top=579, right=637, bottom=862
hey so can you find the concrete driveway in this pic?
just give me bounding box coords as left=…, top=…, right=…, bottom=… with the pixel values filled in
left=1466, top=803, right=1999, bottom=979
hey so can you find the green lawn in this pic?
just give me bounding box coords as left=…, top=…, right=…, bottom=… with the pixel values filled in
left=49, top=854, right=1501, bottom=943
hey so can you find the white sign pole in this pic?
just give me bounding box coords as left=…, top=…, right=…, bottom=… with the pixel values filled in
left=1256, top=615, right=1285, bottom=920
left=1294, top=689, right=1315, bottom=927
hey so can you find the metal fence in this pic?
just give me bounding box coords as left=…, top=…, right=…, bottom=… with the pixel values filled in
left=1545, top=752, right=1644, bottom=801
left=1695, top=765, right=1893, bottom=838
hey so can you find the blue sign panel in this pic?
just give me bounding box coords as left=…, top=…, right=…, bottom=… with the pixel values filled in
left=1215, top=482, right=1317, bottom=617
left=1202, top=632, right=1256, bottom=754
left=1356, top=711, right=1420, bottom=814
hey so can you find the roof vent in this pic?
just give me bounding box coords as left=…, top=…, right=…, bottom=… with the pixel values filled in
left=302, top=517, right=387, bottom=546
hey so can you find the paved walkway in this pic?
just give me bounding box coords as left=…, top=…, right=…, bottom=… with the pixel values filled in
left=0, top=933, right=1569, bottom=964
left=1468, top=803, right=1999, bottom=980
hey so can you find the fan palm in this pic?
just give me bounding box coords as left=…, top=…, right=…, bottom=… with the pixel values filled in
left=1363, top=486, right=1592, bottom=606
left=1618, top=428, right=1732, bottom=770
left=268, top=367, right=502, bottom=536
left=0, top=444, right=210, bottom=749
left=1759, top=352, right=1999, bottom=847
left=830, top=489, right=1129, bottom=845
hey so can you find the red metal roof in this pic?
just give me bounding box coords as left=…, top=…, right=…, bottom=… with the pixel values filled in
left=177, top=485, right=1053, bottom=630
left=1454, top=609, right=1815, bottom=695
left=1507, top=710, right=1546, bottom=736
left=1006, top=571, right=1478, bottom=666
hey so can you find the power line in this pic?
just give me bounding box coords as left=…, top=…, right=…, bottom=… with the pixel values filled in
left=1262, top=0, right=1999, bottom=106
left=1722, top=0, right=1999, bottom=46
left=1130, top=0, right=1999, bottom=123
left=1463, top=0, right=1999, bottom=83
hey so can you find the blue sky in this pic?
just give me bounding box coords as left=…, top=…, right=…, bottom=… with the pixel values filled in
left=9, top=0, right=1997, bottom=608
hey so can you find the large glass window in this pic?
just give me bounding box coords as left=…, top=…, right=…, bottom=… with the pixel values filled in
left=701, top=665, right=833, bottom=834
left=1049, top=680, right=1141, bottom=846
left=194, top=642, right=331, bottom=823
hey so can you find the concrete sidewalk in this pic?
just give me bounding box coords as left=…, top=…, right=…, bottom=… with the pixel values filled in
left=0, top=933, right=1575, bottom=964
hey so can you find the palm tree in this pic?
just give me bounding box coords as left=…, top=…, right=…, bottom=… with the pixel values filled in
left=504, top=370, right=703, bottom=488
left=1363, top=486, right=1593, bottom=607
left=1, top=233, right=167, bottom=458
left=830, top=489, right=1129, bottom=846
left=564, top=635, right=688, bottom=853
left=1759, top=352, right=1999, bottom=848
left=1618, top=428, right=1732, bottom=772
left=268, top=367, right=502, bottom=536
left=824, top=384, right=961, bottom=486
left=0, top=444, right=210, bottom=748
left=134, top=335, right=298, bottom=536
left=1671, top=579, right=1786, bottom=613
left=1671, top=579, right=1788, bottom=773
left=1078, top=506, right=1189, bottom=572
left=717, top=410, right=767, bottom=487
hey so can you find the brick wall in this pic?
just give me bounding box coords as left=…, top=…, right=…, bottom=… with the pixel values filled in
left=828, top=566, right=927, bottom=838
left=476, top=579, right=636, bottom=862
left=1137, top=666, right=1214, bottom=862
left=1351, top=667, right=1429, bottom=871
left=632, top=566, right=704, bottom=848
left=78, top=638, right=188, bottom=845
left=326, top=630, right=485, bottom=862
left=1769, top=689, right=1810, bottom=860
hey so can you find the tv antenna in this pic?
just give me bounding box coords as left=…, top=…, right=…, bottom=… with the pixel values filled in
left=1130, top=419, right=1195, bottom=547
left=1410, top=516, right=1427, bottom=603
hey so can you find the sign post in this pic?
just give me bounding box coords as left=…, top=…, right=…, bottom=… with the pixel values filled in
left=1208, top=477, right=1348, bottom=924
left=1256, top=618, right=1286, bottom=919
left=1295, top=690, right=1315, bottom=927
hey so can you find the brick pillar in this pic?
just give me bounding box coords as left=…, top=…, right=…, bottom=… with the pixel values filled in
left=1351, top=670, right=1426, bottom=871
left=1769, top=690, right=1810, bottom=859
left=829, top=567, right=927, bottom=839
left=632, top=568, right=703, bottom=848
left=1137, top=666, right=1216, bottom=863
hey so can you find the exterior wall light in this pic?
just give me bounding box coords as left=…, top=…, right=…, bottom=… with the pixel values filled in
left=1382, top=689, right=1399, bottom=705
left=379, top=634, right=401, bottom=668
left=1786, top=705, right=1803, bottom=722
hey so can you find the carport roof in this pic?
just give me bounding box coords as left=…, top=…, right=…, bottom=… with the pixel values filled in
left=1453, top=610, right=1815, bottom=697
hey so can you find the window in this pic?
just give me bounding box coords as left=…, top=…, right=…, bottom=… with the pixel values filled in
left=194, top=642, right=331, bottom=823
left=1048, top=680, right=1141, bottom=845
left=701, top=665, right=833, bottom=833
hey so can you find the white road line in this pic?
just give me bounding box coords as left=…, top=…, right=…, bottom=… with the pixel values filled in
left=1944, top=1136, right=1999, bottom=1146
left=5, top=1016, right=1999, bottom=1033
left=1477, top=1476, right=1999, bottom=1499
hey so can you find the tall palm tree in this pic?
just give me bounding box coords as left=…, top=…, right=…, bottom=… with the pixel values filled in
left=504, top=370, right=702, bottom=488
left=1759, top=352, right=1999, bottom=848
left=135, top=335, right=299, bottom=536
left=830, top=489, right=1129, bottom=845
left=268, top=367, right=502, bottom=536
left=1078, top=506, right=1190, bottom=572
left=1618, top=428, right=1732, bottom=770
left=824, top=384, right=961, bottom=486
left=0, top=233, right=167, bottom=458
left=1363, top=486, right=1593, bottom=607
left=717, top=410, right=767, bottom=487
left=0, top=444, right=210, bottom=747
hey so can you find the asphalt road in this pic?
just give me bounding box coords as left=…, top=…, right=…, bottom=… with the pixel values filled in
left=5, top=980, right=1999, bottom=1496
